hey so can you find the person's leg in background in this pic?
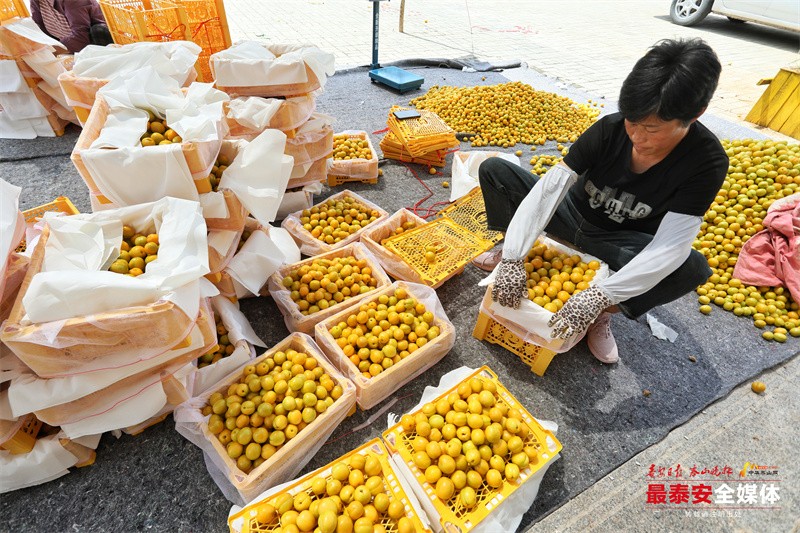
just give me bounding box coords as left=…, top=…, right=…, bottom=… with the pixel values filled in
left=89, top=23, right=113, bottom=46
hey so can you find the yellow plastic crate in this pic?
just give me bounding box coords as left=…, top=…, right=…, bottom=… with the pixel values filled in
left=17, top=196, right=80, bottom=252
left=387, top=106, right=459, bottom=158
left=228, top=438, right=432, bottom=533
left=472, top=312, right=557, bottom=376
left=0, top=0, right=28, bottom=22
left=379, top=131, right=447, bottom=167
left=436, top=187, right=503, bottom=246
left=383, top=366, right=561, bottom=533
left=22, top=196, right=80, bottom=224
left=99, top=0, right=191, bottom=45
left=381, top=217, right=494, bottom=288
left=0, top=414, right=42, bottom=455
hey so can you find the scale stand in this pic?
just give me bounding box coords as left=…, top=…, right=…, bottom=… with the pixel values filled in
left=368, top=0, right=424, bottom=93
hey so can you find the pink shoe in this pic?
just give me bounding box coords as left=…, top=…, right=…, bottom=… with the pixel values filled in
left=587, top=312, right=619, bottom=364
left=472, top=246, right=503, bottom=272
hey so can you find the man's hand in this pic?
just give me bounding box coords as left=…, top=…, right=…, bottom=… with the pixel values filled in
left=548, top=285, right=613, bottom=339
left=491, top=259, right=527, bottom=309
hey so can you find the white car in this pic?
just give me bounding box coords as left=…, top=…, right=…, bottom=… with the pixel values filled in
left=669, top=0, right=800, bottom=32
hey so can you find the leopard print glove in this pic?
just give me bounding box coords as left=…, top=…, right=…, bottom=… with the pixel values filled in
left=491, top=258, right=528, bottom=309
left=548, top=285, right=613, bottom=339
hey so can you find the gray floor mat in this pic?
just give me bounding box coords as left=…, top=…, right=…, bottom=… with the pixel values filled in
left=0, top=67, right=795, bottom=532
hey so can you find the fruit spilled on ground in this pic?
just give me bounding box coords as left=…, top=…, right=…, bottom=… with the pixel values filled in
left=410, top=81, right=600, bottom=148
left=693, top=139, right=799, bottom=341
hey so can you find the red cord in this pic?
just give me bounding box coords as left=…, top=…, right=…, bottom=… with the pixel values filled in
left=372, top=127, right=390, bottom=135
left=402, top=162, right=451, bottom=219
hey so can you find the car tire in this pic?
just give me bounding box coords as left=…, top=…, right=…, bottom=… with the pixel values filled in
left=669, top=0, right=714, bottom=26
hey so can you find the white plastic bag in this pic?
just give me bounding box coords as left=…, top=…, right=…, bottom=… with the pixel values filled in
left=450, top=151, right=520, bottom=202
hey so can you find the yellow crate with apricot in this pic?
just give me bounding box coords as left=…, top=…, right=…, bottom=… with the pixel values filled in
left=382, top=366, right=561, bottom=533
left=228, top=438, right=432, bottom=533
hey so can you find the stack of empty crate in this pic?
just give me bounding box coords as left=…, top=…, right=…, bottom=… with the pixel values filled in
left=380, top=106, right=459, bottom=168
left=0, top=3, right=76, bottom=138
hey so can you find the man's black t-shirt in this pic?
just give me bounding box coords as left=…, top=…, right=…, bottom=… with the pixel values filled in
left=563, top=113, right=728, bottom=235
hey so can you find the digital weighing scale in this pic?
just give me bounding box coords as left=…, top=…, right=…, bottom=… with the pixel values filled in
left=368, top=0, right=424, bottom=93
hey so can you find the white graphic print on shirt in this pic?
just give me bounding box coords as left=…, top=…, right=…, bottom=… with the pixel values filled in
left=584, top=179, right=652, bottom=223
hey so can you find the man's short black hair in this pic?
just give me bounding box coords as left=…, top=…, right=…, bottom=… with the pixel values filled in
left=619, top=38, right=721, bottom=126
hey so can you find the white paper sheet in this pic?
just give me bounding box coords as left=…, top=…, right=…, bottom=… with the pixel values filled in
left=211, top=42, right=335, bottom=89
left=22, top=197, right=209, bottom=323
left=0, top=112, right=53, bottom=139
left=225, top=97, right=282, bottom=130
left=0, top=60, right=26, bottom=92
left=73, top=41, right=200, bottom=85
left=21, top=48, right=67, bottom=87
left=0, top=89, right=48, bottom=120
left=1, top=17, right=61, bottom=47
left=219, top=129, right=293, bottom=225
left=0, top=180, right=23, bottom=285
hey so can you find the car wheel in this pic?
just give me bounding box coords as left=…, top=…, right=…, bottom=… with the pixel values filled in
left=669, top=0, right=714, bottom=26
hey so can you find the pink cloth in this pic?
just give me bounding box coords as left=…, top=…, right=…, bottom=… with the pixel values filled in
left=733, top=195, right=800, bottom=302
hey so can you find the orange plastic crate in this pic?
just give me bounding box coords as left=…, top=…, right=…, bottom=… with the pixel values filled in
left=99, top=0, right=191, bottom=44
left=387, top=106, right=459, bottom=158
left=0, top=414, right=42, bottom=455
left=0, top=0, right=28, bottom=22
left=174, top=0, right=231, bottom=81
